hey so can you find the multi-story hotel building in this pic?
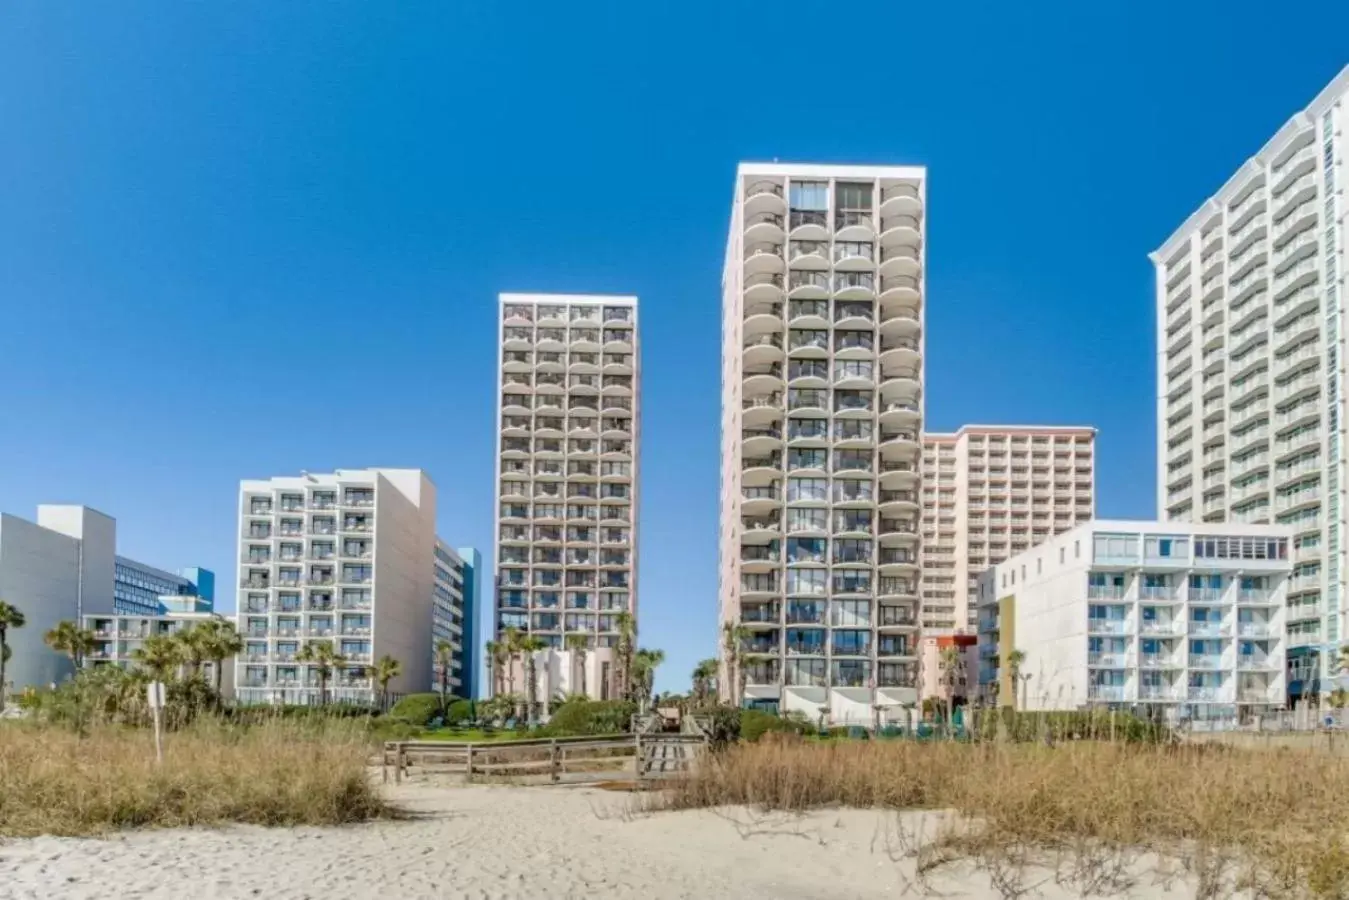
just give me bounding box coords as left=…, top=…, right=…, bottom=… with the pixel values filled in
left=0, top=503, right=211, bottom=698
left=718, top=162, right=926, bottom=725
left=494, top=293, right=640, bottom=698
left=84, top=610, right=235, bottom=697
left=234, top=468, right=465, bottom=705
left=976, top=521, right=1291, bottom=722
left=1152, top=66, right=1348, bottom=700
left=919, top=426, right=1096, bottom=636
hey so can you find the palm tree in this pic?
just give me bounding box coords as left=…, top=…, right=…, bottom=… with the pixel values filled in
left=0, top=600, right=25, bottom=711
left=295, top=640, right=344, bottom=705
left=485, top=640, right=508, bottom=695
left=938, top=645, right=967, bottom=727
left=721, top=622, right=750, bottom=707
left=131, top=633, right=184, bottom=683
left=565, top=634, right=589, bottom=698
left=44, top=620, right=95, bottom=671
left=501, top=627, right=522, bottom=697
left=519, top=635, right=547, bottom=726
left=614, top=611, right=637, bottom=701
left=632, top=648, right=665, bottom=708
left=691, top=658, right=718, bottom=705
left=192, top=619, right=243, bottom=698
left=372, top=654, right=401, bottom=711
left=1005, top=648, right=1027, bottom=710
left=433, top=639, right=455, bottom=708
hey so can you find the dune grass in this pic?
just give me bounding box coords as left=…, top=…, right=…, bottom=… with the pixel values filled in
left=0, top=718, right=390, bottom=837
left=647, top=738, right=1349, bottom=898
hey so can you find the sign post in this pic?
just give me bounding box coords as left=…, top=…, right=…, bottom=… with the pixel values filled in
left=147, top=682, right=166, bottom=764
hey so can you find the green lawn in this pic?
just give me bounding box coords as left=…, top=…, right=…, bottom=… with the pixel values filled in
left=408, top=728, right=532, bottom=743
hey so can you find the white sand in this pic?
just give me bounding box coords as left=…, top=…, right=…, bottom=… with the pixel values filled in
left=0, top=783, right=1232, bottom=899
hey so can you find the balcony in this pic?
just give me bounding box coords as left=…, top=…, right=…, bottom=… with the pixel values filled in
left=741, top=517, right=781, bottom=543
left=1088, top=652, right=1133, bottom=668
left=1139, top=653, right=1183, bottom=669
left=1087, top=619, right=1129, bottom=635
left=1187, top=621, right=1230, bottom=637
left=741, top=604, right=782, bottom=624
left=1087, top=685, right=1126, bottom=702
left=744, top=210, right=785, bottom=242
left=744, top=179, right=785, bottom=213
left=744, top=242, right=784, bottom=275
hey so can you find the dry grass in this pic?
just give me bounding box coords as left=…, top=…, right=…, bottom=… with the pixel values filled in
left=648, top=739, right=1349, bottom=898
left=0, top=719, right=391, bottom=837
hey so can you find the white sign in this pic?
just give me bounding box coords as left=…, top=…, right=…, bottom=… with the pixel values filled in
left=147, top=682, right=166, bottom=710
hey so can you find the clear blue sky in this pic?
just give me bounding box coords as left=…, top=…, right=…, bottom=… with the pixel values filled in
left=1, top=2, right=1346, bottom=692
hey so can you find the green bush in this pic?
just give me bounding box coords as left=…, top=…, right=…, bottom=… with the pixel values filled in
left=444, top=698, right=475, bottom=726
left=686, top=704, right=741, bottom=748
left=541, top=700, right=637, bottom=736
left=387, top=693, right=444, bottom=727
left=739, top=709, right=815, bottom=743
left=964, top=708, right=1173, bottom=744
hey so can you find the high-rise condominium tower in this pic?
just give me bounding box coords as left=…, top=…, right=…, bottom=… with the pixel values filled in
left=1152, top=66, right=1349, bottom=699
left=494, top=294, right=639, bottom=697
left=718, top=162, right=926, bottom=725
left=919, top=426, right=1096, bottom=635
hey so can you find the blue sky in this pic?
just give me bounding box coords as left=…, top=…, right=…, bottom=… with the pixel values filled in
left=1, top=2, right=1346, bottom=692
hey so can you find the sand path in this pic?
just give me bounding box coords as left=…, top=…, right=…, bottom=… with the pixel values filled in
left=0, top=783, right=1222, bottom=898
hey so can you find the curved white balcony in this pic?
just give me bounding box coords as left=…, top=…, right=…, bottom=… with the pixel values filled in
left=878, top=428, right=921, bottom=460
left=744, top=210, right=785, bottom=244
left=743, top=363, right=784, bottom=397
left=743, top=333, right=785, bottom=364
left=878, top=400, right=920, bottom=427
left=743, top=300, right=783, bottom=336
left=878, top=490, right=919, bottom=516
left=743, top=271, right=785, bottom=304
left=787, top=298, right=829, bottom=329
left=788, top=240, right=830, bottom=270
left=834, top=210, right=876, bottom=242
left=880, top=307, right=921, bottom=338
left=786, top=359, right=829, bottom=388
left=879, top=182, right=922, bottom=217
left=788, top=209, right=828, bottom=240
left=877, top=519, right=920, bottom=545
left=787, top=271, right=830, bottom=300
left=880, top=367, right=921, bottom=401
left=833, top=272, right=876, bottom=301
left=880, top=214, right=921, bottom=248
left=744, top=242, right=785, bottom=275
left=740, top=517, right=781, bottom=544
left=743, top=180, right=786, bottom=217
left=741, top=394, right=783, bottom=426
left=879, top=275, right=920, bottom=306
left=832, top=301, right=875, bottom=330
left=878, top=461, right=919, bottom=489
left=786, top=333, right=830, bottom=359
left=739, top=539, right=780, bottom=570
left=877, top=547, right=920, bottom=572
left=742, top=425, right=783, bottom=456
left=786, top=389, right=830, bottom=417
left=879, top=244, right=921, bottom=277
left=879, top=336, right=921, bottom=369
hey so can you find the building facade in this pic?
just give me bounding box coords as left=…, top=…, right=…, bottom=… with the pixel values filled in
left=1153, top=67, right=1349, bottom=699
left=431, top=541, right=470, bottom=698
left=234, top=468, right=453, bottom=706
left=494, top=293, right=640, bottom=698
left=0, top=504, right=213, bottom=698
left=919, top=426, right=1095, bottom=638
left=83, top=611, right=235, bottom=697
left=114, top=558, right=214, bottom=616
left=717, top=162, right=926, bottom=724
left=976, top=521, right=1291, bottom=722
left=454, top=546, right=484, bottom=699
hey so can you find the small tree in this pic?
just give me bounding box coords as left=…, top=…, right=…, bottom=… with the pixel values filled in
left=691, top=658, right=718, bottom=705
left=721, top=622, right=750, bottom=707
left=372, top=654, right=401, bottom=711
left=520, top=635, right=547, bottom=726
left=485, top=640, right=507, bottom=695
left=938, top=645, right=967, bottom=728
left=131, top=634, right=184, bottom=683
left=180, top=620, right=243, bottom=696
left=614, top=612, right=636, bottom=702
left=565, top=633, right=588, bottom=698
left=1005, top=648, right=1026, bottom=710
left=295, top=640, right=344, bottom=705
left=632, top=647, right=665, bottom=708
left=501, top=627, right=522, bottom=697
left=44, top=620, right=95, bottom=671
left=0, top=600, right=25, bottom=711
left=433, top=639, right=455, bottom=709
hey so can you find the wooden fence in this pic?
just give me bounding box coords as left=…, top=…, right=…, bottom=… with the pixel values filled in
left=381, top=732, right=707, bottom=786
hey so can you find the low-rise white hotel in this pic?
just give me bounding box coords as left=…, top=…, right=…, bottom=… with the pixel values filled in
left=234, top=468, right=462, bottom=705
left=1153, top=65, right=1349, bottom=699
left=976, top=521, right=1292, bottom=722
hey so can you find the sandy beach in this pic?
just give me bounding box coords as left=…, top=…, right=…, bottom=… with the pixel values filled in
left=0, top=782, right=1234, bottom=899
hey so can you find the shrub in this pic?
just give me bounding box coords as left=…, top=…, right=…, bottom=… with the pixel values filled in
left=387, top=693, right=444, bottom=726
left=542, top=699, right=637, bottom=736
left=964, top=709, right=1173, bottom=744
left=739, top=709, right=814, bottom=743
left=686, top=703, right=741, bottom=748
left=445, top=698, right=475, bottom=726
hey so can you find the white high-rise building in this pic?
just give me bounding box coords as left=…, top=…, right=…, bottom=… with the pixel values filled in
left=1152, top=66, right=1349, bottom=701
left=718, top=162, right=926, bottom=725
left=234, top=468, right=457, bottom=705
left=494, top=294, right=640, bottom=700
left=976, top=521, right=1291, bottom=722
left=919, top=426, right=1096, bottom=636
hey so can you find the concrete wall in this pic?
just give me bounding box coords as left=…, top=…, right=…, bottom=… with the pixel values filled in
left=371, top=469, right=437, bottom=697
left=36, top=505, right=116, bottom=615
left=0, top=514, right=81, bottom=694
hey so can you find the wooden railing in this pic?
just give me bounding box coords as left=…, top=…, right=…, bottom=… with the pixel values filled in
left=382, top=732, right=706, bottom=786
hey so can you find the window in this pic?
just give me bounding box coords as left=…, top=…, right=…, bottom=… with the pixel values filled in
left=835, top=181, right=873, bottom=211
left=789, top=181, right=828, bottom=211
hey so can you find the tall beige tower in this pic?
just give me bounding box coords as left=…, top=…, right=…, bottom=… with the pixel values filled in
left=718, top=162, right=926, bottom=726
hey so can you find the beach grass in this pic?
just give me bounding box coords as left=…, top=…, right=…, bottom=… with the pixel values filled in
left=647, top=738, right=1349, bottom=898
left=0, top=718, right=390, bottom=837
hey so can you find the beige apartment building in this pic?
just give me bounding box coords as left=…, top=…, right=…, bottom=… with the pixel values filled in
left=718, top=162, right=927, bottom=725
left=919, top=426, right=1096, bottom=636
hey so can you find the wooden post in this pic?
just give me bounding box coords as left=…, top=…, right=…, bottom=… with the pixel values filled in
left=466, top=743, right=475, bottom=783
left=550, top=738, right=560, bottom=784
left=382, top=744, right=389, bottom=783
left=635, top=732, right=644, bottom=781
left=395, top=742, right=405, bottom=784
